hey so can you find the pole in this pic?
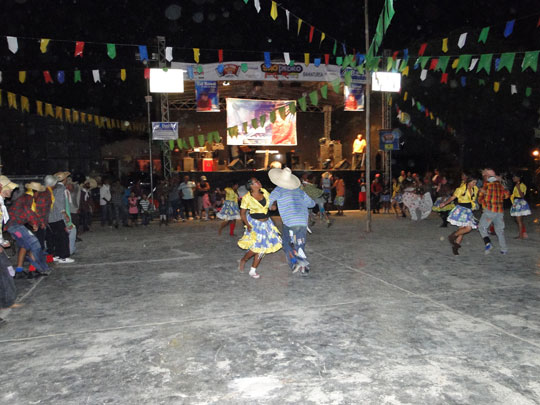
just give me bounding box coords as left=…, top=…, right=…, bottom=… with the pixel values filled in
left=146, top=79, right=154, bottom=201
left=364, top=0, right=372, bottom=232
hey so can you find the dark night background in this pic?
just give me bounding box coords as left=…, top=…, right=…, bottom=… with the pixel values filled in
left=0, top=0, right=539, bottom=174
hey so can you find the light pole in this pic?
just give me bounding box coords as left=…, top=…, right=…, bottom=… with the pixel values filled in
left=364, top=0, right=372, bottom=232
left=145, top=80, right=154, bottom=201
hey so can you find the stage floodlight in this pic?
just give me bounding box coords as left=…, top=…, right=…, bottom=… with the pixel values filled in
left=149, top=68, right=185, bottom=93
left=371, top=72, right=401, bottom=92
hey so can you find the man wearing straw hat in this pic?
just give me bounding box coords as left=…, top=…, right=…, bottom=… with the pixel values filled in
left=47, top=172, right=74, bottom=264
left=268, top=167, right=315, bottom=276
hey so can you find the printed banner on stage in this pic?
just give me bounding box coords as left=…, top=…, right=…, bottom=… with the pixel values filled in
left=152, top=122, right=179, bottom=140
left=195, top=80, right=219, bottom=112
left=172, top=61, right=347, bottom=82
left=226, top=98, right=297, bottom=146
left=344, top=84, right=365, bottom=111
left=379, top=129, right=401, bottom=151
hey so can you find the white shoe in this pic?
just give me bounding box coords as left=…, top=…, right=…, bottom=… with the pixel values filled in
left=53, top=256, right=60, bottom=262
left=56, top=258, right=75, bottom=264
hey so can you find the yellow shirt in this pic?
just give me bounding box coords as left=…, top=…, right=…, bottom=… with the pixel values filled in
left=240, top=188, right=270, bottom=214
left=392, top=183, right=400, bottom=198
left=224, top=187, right=237, bottom=201
left=453, top=183, right=478, bottom=208
left=353, top=138, right=366, bottom=154
left=511, top=183, right=527, bottom=203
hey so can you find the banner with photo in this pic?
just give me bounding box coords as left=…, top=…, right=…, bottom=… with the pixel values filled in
left=195, top=80, right=219, bottom=112
left=344, top=83, right=365, bottom=111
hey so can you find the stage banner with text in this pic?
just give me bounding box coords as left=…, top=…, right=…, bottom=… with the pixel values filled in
left=195, top=80, right=220, bottom=112
left=379, top=129, right=401, bottom=151
left=152, top=122, right=179, bottom=140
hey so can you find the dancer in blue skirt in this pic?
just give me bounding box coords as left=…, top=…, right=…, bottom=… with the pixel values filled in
left=217, top=182, right=241, bottom=236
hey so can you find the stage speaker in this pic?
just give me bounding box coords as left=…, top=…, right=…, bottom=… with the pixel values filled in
left=334, top=159, right=350, bottom=170
left=228, top=158, right=244, bottom=170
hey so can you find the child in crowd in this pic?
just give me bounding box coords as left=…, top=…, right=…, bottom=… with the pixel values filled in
left=139, top=194, right=151, bottom=226
left=159, top=194, right=168, bottom=226
left=381, top=179, right=391, bottom=214
left=202, top=191, right=212, bottom=221
left=128, top=191, right=139, bottom=226
left=213, top=188, right=224, bottom=213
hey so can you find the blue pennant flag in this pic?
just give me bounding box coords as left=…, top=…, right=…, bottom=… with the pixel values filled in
left=264, top=52, right=271, bottom=68
left=314, top=58, right=321, bottom=67
left=357, top=53, right=365, bottom=65
left=138, top=45, right=148, bottom=61
left=57, top=71, right=65, bottom=84
left=187, top=66, right=194, bottom=79
left=217, top=64, right=224, bottom=74
left=503, top=20, right=515, bottom=38
left=460, top=77, right=466, bottom=87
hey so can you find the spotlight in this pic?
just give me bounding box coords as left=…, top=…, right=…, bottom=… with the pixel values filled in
left=223, top=81, right=230, bottom=86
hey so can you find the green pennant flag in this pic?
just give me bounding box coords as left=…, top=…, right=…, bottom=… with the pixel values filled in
left=269, top=110, right=276, bottom=123
left=366, top=56, right=380, bottom=71
left=278, top=106, right=286, bottom=119
left=243, top=0, right=248, bottom=3
left=74, top=70, right=81, bottom=83
left=416, top=101, right=422, bottom=111
left=521, top=50, right=539, bottom=72
left=478, top=79, right=486, bottom=86
left=241, top=63, right=248, bottom=73
left=332, top=40, right=337, bottom=56
left=374, top=15, right=384, bottom=48
left=182, top=138, right=189, bottom=149
left=398, top=62, right=407, bottom=73
left=207, top=133, right=214, bottom=145
left=386, top=57, right=394, bottom=71
left=260, top=114, right=266, bottom=127
left=357, top=63, right=365, bottom=74
left=435, top=56, right=450, bottom=72
left=288, top=102, right=296, bottom=115
left=525, top=87, right=532, bottom=97
left=331, top=77, right=341, bottom=94
left=341, top=55, right=350, bottom=68
left=289, top=60, right=295, bottom=67
left=456, top=54, right=472, bottom=73
left=189, top=136, right=195, bottom=148
left=298, top=96, right=307, bottom=112
left=320, top=84, right=328, bottom=99
left=168, top=140, right=174, bottom=150
left=385, top=0, right=395, bottom=32
left=497, top=52, right=515, bottom=73
left=213, top=132, right=221, bottom=143
left=197, top=65, right=203, bottom=73
left=416, top=56, right=430, bottom=70
left=177, top=138, right=184, bottom=149
left=478, top=27, right=489, bottom=44
left=242, top=122, right=248, bottom=133
left=336, top=56, right=343, bottom=66
left=476, top=53, right=493, bottom=74
left=251, top=118, right=258, bottom=129
left=344, top=70, right=352, bottom=87
left=309, top=90, right=319, bottom=106
left=198, top=134, right=205, bottom=147
left=107, top=43, right=116, bottom=59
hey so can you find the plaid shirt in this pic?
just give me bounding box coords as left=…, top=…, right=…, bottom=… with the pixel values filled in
left=35, top=190, right=52, bottom=227
left=478, top=181, right=510, bottom=213
left=6, top=194, right=39, bottom=230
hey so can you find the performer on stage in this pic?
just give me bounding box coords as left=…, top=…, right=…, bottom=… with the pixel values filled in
left=352, top=134, right=367, bottom=170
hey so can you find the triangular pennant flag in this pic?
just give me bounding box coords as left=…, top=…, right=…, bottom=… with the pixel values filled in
left=107, top=43, right=117, bottom=59
left=40, top=38, right=50, bottom=53
left=314, top=57, right=321, bottom=68
left=217, top=64, right=224, bottom=75
left=525, top=87, right=532, bottom=97
left=260, top=114, right=266, bottom=127
left=320, top=32, right=326, bottom=46
left=503, top=20, right=515, bottom=38
left=36, top=100, right=43, bottom=116
left=324, top=54, right=329, bottom=65
left=478, top=79, right=486, bottom=86
left=93, top=69, right=101, bottom=83
left=275, top=106, right=286, bottom=121
left=456, top=54, right=472, bottom=73
left=270, top=1, right=278, bottom=20
left=344, top=71, right=352, bottom=87
left=241, top=63, right=248, bottom=73
left=476, top=54, right=493, bottom=74
left=332, top=40, right=337, bottom=56
left=416, top=56, right=430, bottom=70
left=138, top=45, right=148, bottom=61
left=309, top=90, right=319, bottom=106
left=55, top=106, right=63, bottom=120
left=331, top=77, right=341, bottom=94
left=493, top=82, right=500, bottom=93
left=336, top=56, right=343, bottom=66
left=121, top=69, right=127, bottom=81
left=45, top=103, right=54, bottom=117
left=197, top=65, right=203, bottom=74
left=74, top=69, right=81, bottom=82
left=469, top=58, right=478, bottom=71
left=198, top=134, right=206, bottom=147
left=43, top=71, right=53, bottom=84
left=402, top=65, right=409, bottom=76
left=478, top=27, right=489, bottom=44
left=64, top=108, right=72, bottom=123
left=94, top=115, right=100, bottom=126
left=7, top=92, right=17, bottom=109
left=297, top=18, right=303, bottom=35
left=264, top=52, right=271, bottom=68
left=442, top=38, right=448, bottom=53
left=435, top=56, right=450, bottom=72
left=57, top=71, right=65, bottom=84
left=420, top=69, right=428, bottom=81
left=309, top=26, right=315, bottom=43
left=521, top=50, right=538, bottom=72
left=298, top=97, right=307, bottom=112
left=288, top=102, right=296, bottom=115
left=497, top=52, right=515, bottom=73
left=460, top=76, right=466, bottom=87
left=7, top=36, right=18, bottom=54
left=19, top=71, right=26, bottom=83
left=511, top=84, right=517, bottom=95
left=440, top=73, right=448, bottom=84
left=213, top=132, right=221, bottom=143
left=403, top=91, right=408, bottom=101
left=418, top=43, right=427, bottom=56
left=218, top=49, right=223, bottom=63
left=169, top=140, right=175, bottom=150
left=178, top=138, right=185, bottom=150
left=429, top=58, right=438, bottom=71
left=269, top=110, right=276, bottom=123
left=166, top=47, right=173, bottom=62
left=284, top=52, right=290, bottom=65
left=457, top=33, right=467, bottom=48
left=143, top=69, right=150, bottom=79
left=304, top=53, right=309, bottom=66
left=254, top=0, right=261, bottom=12
left=75, top=41, right=84, bottom=57
left=73, top=110, right=79, bottom=123
left=189, top=136, right=196, bottom=148
left=285, top=9, right=290, bottom=29
left=82, top=112, right=88, bottom=123
left=187, top=66, right=194, bottom=79
left=193, top=48, right=200, bottom=63
left=251, top=118, right=258, bottom=129
left=451, top=58, right=459, bottom=69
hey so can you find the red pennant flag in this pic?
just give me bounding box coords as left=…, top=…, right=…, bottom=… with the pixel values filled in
left=429, top=58, right=438, bottom=71
left=144, top=68, right=150, bottom=79
left=440, top=73, right=448, bottom=84
left=324, top=54, right=330, bottom=65
left=309, top=26, right=315, bottom=43
left=74, top=41, right=85, bottom=57
left=418, top=43, right=427, bottom=56
left=43, top=70, right=53, bottom=83
left=392, top=51, right=399, bottom=60
left=218, top=49, right=223, bottom=63
left=425, top=109, right=429, bottom=117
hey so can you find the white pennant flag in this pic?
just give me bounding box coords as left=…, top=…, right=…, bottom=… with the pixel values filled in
left=469, top=58, right=478, bottom=71
left=165, top=47, right=173, bottom=62
left=395, top=59, right=402, bottom=71
left=7, top=36, right=18, bottom=54
left=457, top=33, right=467, bottom=49
left=286, top=10, right=290, bottom=30
left=254, top=0, right=261, bottom=13
left=511, top=84, right=517, bottom=95
left=92, top=69, right=101, bottom=83
left=284, top=52, right=290, bottom=65
left=411, top=97, right=415, bottom=106
left=420, top=69, right=428, bottom=81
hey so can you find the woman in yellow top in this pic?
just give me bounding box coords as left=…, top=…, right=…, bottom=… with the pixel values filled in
left=440, top=173, right=478, bottom=255
left=238, top=177, right=282, bottom=279
left=217, top=182, right=241, bottom=236
left=510, top=174, right=531, bottom=239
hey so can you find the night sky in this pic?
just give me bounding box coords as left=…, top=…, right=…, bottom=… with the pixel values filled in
left=1, top=0, right=539, bottom=170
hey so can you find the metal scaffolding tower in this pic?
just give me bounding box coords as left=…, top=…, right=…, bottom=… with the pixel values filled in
left=157, top=36, right=172, bottom=178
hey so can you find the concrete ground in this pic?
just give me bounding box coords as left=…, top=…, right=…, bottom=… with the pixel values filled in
left=1, top=210, right=540, bottom=405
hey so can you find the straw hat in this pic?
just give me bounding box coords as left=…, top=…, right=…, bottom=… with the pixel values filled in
left=44, top=175, right=58, bottom=187
left=54, top=171, right=71, bottom=181
left=83, top=177, right=98, bottom=189
left=268, top=167, right=301, bottom=190
left=0, top=175, right=18, bottom=191
left=200, top=175, right=207, bottom=181
left=25, top=182, right=46, bottom=192
left=321, top=171, right=332, bottom=179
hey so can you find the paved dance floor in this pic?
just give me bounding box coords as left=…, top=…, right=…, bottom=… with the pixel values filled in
left=1, top=211, right=539, bottom=404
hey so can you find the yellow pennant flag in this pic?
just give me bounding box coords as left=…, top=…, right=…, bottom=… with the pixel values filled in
left=451, top=58, right=459, bottom=69
left=40, top=38, right=50, bottom=53
left=73, top=110, right=79, bottom=123
left=19, top=71, right=26, bottom=83
left=304, top=53, right=310, bottom=66
left=7, top=92, right=17, bottom=109
left=94, top=115, right=100, bottom=126
left=270, top=1, right=278, bottom=20
left=64, top=108, right=72, bottom=122
left=36, top=100, right=43, bottom=116
left=81, top=112, right=87, bottom=123
left=320, top=32, right=326, bottom=45
left=45, top=103, right=54, bottom=117
left=430, top=112, right=434, bottom=120
left=297, top=19, right=303, bottom=36
left=21, top=96, right=29, bottom=112
left=402, top=66, right=409, bottom=76
left=101, top=117, right=107, bottom=128
left=87, top=113, right=93, bottom=122
left=403, top=91, right=408, bottom=101
left=493, top=82, right=500, bottom=93
left=55, top=106, right=63, bottom=120
left=442, top=38, right=448, bottom=53
left=193, top=48, right=200, bottom=63
left=106, top=118, right=112, bottom=129
left=120, top=69, right=126, bottom=81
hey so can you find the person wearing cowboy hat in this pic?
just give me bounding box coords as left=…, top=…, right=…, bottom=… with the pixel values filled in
left=268, top=167, right=315, bottom=276
left=0, top=175, right=19, bottom=250
left=6, top=181, right=50, bottom=278
left=79, top=177, right=96, bottom=233
left=47, top=172, right=74, bottom=263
